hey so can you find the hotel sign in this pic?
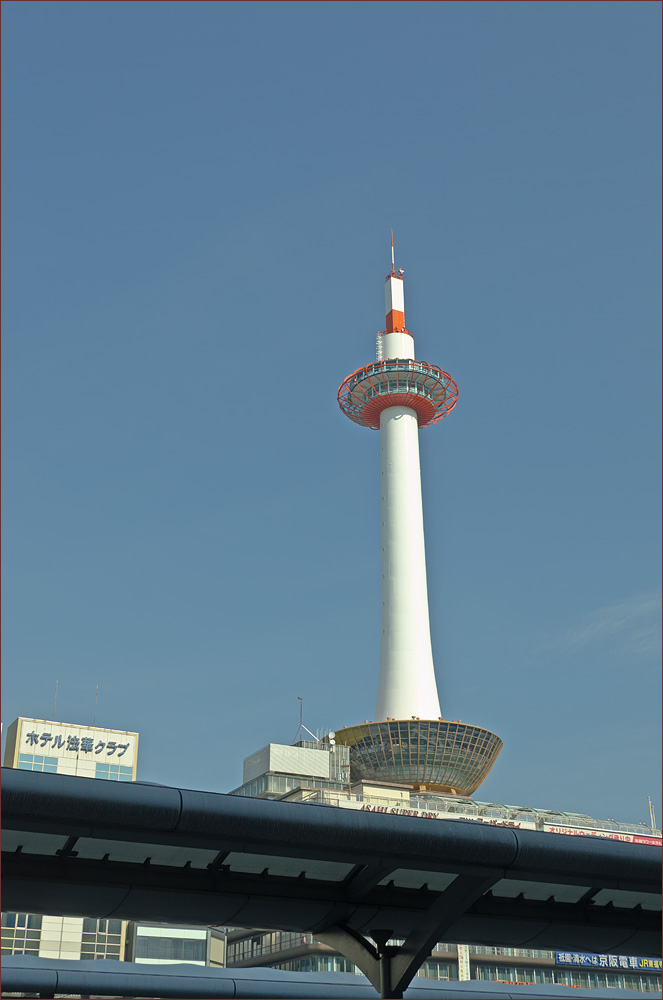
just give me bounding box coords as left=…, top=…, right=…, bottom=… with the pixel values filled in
left=24, top=729, right=130, bottom=756
left=10, top=718, right=138, bottom=767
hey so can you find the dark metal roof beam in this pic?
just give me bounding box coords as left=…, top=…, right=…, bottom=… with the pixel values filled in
left=343, top=864, right=399, bottom=899
left=390, top=873, right=499, bottom=997
left=317, top=874, right=502, bottom=999
left=3, top=850, right=659, bottom=953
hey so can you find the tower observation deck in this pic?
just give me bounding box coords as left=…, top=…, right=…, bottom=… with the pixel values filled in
left=332, top=236, right=502, bottom=796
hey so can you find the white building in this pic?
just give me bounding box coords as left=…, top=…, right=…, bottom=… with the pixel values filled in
left=2, top=717, right=138, bottom=963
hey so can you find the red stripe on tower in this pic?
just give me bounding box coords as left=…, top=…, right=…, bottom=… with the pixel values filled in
left=385, top=230, right=406, bottom=332
left=385, top=275, right=405, bottom=333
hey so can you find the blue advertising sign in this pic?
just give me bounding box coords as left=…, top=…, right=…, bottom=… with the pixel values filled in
left=556, top=952, right=662, bottom=972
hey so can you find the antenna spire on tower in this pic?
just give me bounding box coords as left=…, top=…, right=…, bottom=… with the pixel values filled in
left=385, top=232, right=406, bottom=333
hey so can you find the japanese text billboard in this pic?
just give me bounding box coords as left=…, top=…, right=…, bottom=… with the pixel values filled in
left=556, top=952, right=662, bottom=972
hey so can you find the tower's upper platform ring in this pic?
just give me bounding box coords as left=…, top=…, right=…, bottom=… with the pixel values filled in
left=338, top=359, right=458, bottom=429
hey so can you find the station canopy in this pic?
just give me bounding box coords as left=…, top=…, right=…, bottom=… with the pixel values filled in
left=2, top=768, right=660, bottom=998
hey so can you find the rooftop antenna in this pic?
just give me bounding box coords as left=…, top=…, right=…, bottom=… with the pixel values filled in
left=53, top=678, right=58, bottom=721
left=648, top=796, right=657, bottom=831
left=295, top=697, right=319, bottom=743
left=390, top=229, right=395, bottom=276
left=93, top=683, right=99, bottom=727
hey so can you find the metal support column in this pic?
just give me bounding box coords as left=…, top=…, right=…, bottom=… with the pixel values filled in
left=317, top=872, right=496, bottom=998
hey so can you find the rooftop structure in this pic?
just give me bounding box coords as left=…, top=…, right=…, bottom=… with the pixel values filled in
left=334, top=238, right=501, bottom=795
left=230, top=741, right=661, bottom=845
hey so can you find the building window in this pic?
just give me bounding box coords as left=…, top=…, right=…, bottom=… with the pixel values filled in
left=274, top=957, right=359, bottom=974
left=95, top=763, right=133, bottom=781
left=2, top=914, right=42, bottom=930
left=471, top=964, right=661, bottom=992
left=17, top=754, right=58, bottom=773
left=80, top=918, right=123, bottom=960
left=1, top=913, right=42, bottom=956
left=83, top=918, right=122, bottom=934
left=419, top=960, right=457, bottom=979
left=135, top=936, right=206, bottom=962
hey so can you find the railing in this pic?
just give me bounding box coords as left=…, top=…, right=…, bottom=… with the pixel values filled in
left=295, top=788, right=661, bottom=840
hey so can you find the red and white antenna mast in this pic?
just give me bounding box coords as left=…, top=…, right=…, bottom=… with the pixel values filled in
left=385, top=230, right=406, bottom=335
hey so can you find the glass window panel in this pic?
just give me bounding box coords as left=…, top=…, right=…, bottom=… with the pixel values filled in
left=224, top=852, right=355, bottom=881
left=74, top=837, right=218, bottom=868
left=491, top=879, right=592, bottom=903
left=593, top=888, right=662, bottom=911
left=183, top=939, right=206, bottom=960
left=136, top=936, right=205, bottom=961
left=378, top=870, right=457, bottom=892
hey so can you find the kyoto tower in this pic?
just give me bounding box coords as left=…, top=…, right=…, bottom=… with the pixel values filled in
left=332, top=235, right=502, bottom=796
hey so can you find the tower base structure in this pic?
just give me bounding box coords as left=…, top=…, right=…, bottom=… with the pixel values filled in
left=331, top=719, right=502, bottom=796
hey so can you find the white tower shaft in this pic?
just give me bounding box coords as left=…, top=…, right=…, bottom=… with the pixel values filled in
left=377, top=405, right=441, bottom=719
left=376, top=257, right=441, bottom=720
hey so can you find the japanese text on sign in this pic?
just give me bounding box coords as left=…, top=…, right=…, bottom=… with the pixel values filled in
left=556, top=952, right=662, bottom=971
left=545, top=824, right=661, bottom=847
left=25, top=731, right=130, bottom=757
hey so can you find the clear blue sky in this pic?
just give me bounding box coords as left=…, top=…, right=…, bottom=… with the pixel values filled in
left=2, top=1, right=660, bottom=826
